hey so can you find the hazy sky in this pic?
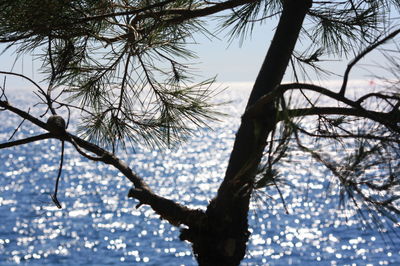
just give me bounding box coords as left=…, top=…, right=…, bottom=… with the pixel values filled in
left=0, top=15, right=396, bottom=90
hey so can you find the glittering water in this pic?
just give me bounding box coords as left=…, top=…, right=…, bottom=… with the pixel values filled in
left=0, top=81, right=399, bottom=265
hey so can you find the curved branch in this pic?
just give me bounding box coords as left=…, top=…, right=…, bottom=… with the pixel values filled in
left=0, top=99, right=149, bottom=188
left=293, top=123, right=400, bottom=144
left=83, top=0, right=256, bottom=26
left=356, top=92, right=400, bottom=105
left=244, top=82, right=355, bottom=119
left=0, top=133, right=54, bottom=149
left=0, top=71, right=46, bottom=95
left=279, top=83, right=359, bottom=107
left=245, top=82, right=399, bottom=133
left=64, top=0, right=178, bottom=25
left=0, top=0, right=257, bottom=45
left=51, top=140, right=64, bottom=209
left=278, top=106, right=400, bottom=133
left=152, top=0, right=256, bottom=25
left=69, top=138, right=106, bottom=161
left=66, top=132, right=206, bottom=227
left=0, top=71, right=56, bottom=115
left=0, top=100, right=50, bottom=131
left=0, top=99, right=202, bottom=227
left=339, top=28, right=400, bottom=96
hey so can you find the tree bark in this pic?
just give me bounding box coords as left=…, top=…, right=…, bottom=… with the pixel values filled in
left=180, top=1, right=312, bottom=265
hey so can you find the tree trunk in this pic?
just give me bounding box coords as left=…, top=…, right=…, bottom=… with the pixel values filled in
left=180, top=1, right=312, bottom=265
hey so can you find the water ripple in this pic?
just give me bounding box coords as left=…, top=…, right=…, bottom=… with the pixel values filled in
left=0, top=84, right=399, bottom=265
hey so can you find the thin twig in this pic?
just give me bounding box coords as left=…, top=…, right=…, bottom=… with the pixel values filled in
left=293, top=123, right=400, bottom=143
left=0, top=76, right=8, bottom=102
left=51, top=141, right=64, bottom=209
left=0, top=100, right=50, bottom=130
left=46, top=37, right=57, bottom=116
left=8, top=108, right=30, bottom=140
left=0, top=71, right=46, bottom=95
left=340, top=28, right=400, bottom=96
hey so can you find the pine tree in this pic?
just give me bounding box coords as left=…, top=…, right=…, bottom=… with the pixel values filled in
left=1, top=1, right=399, bottom=265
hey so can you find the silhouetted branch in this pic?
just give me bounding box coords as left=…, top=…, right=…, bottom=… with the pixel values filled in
left=0, top=71, right=46, bottom=96
left=356, top=92, right=400, bottom=106
left=279, top=106, right=400, bottom=133
left=294, top=124, right=400, bottom=221
left=244, top=83, right=356, bottom=119
left=159, top=0, right=257, bottom=24
left=0, top=71, right=56, bottom=115
left=128, top=188, right=206, bottom=228
left=0, top=76, right=7, bottom=102
left=243, top=82, right=400, bottom=134
left=67, top=133, right=206, bottom=226
left=1, top=97, right=203, bottom=226
left=8, top=111, right=29, bottom=141
left=0, top=0, right=257, bottom=45
left=51, top=140, right=65, bottom=209
left=0, top=100, right=50, bottom=130
left=340, top=28, right=400, bottom=96
left=292, top=123, right=400, bottom=143
left=361, top=174, right=397, bottom=191
left=69, top=138, right=107, bottom=161
left=0, top=133, right=53, bottom=149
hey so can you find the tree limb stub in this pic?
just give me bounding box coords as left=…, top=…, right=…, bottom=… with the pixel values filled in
left=128, top=188, right=206, bottom=228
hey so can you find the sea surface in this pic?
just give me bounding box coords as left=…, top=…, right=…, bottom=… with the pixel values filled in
left=0, top=81, right=399, bottom=265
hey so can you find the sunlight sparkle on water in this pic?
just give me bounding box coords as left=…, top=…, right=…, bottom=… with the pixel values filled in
left=0, top=82, right=399, bottom=265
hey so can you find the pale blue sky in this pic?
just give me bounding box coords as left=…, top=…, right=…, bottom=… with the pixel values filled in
left=0, top=16, right=395, bottom=89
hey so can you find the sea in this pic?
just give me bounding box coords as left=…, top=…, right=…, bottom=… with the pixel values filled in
left=0, top=81, right=399, bottom=265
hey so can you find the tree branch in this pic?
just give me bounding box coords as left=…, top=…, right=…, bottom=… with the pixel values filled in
left=66, top=132, right=206, bottom=227
left=244, top=82, right=400, bottom=133
left=0, top=71, right=46, bottom=95
left=0, top=0, right=257, bottom=45
left=356, top=92, right=400, bottom=106
left=153, top=0, right=257, bottom=25
left=128, top=188, right=206, bottom=228
left=51, top=140, right=65, bottom=209
left=339, top=28, right=400, bottom=96
left=0, top=133, right=53, bottom=149
left=0, top=71, right=55, bottom=115
left=243, top=83, right=358, bottom=119
left=278, top=106, right=400, bottom=133
left=0, top=99, right=202, bottom=227
left=82, top=0, right=256, bottom=26
left=292, top=123, right=400, bottom=143
left=0, top=100, right=50, bottom=131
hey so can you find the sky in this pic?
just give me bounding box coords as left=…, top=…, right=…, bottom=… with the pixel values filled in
left=0, top=14, right=397, bottom=90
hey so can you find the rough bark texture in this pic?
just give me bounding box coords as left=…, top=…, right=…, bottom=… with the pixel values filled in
left=180, top=1, right=312, bottom=265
